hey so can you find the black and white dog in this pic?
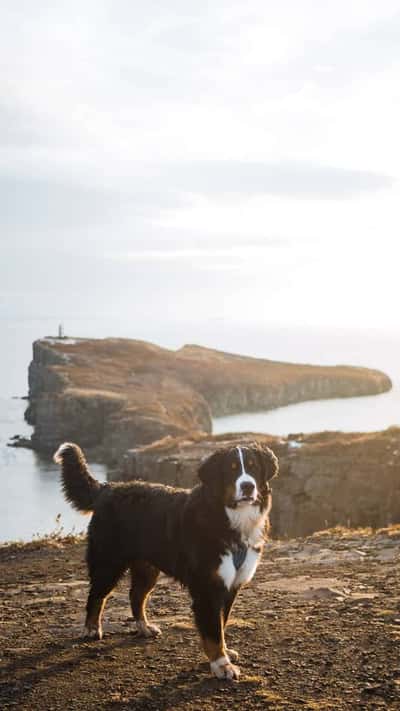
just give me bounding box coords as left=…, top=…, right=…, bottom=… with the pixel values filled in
left=54, top=441, right=278, bottom=680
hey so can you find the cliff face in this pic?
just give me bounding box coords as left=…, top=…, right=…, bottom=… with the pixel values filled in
left=175, top=344, right=391, bottom=417
left=120, top=428, right=400, bottom=538
left=26, top=339, right=212, bottom=460
left=26, top=336, right=391, bottom=463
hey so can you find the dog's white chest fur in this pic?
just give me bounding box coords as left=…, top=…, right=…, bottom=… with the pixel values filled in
left=217, top=504, right=266, bottom=591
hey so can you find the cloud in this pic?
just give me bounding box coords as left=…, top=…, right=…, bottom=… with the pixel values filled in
left=0, top=176, right=119, bottom=231
left=302, top=11, right=400, bottom=87
left=1, top=1, right=400, bottom=332
left=165, top=161, right=394, bottom=199
left=0, top=158, right=392, bottom=246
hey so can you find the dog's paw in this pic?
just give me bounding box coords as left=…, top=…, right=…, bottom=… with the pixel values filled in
left=84, top=625, right=103, bottom=641
left=136, top=621, right=162, bottom=638
left=225, top=647, right=239, bottom=662
left=210, top=656, right=240, bottom=680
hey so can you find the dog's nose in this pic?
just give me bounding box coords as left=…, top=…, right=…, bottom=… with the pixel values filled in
left=240, top=481, right=255, bottom=497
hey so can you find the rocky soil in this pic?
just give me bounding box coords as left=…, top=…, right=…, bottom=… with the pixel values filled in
left=1, top=527, right=399, bottom=710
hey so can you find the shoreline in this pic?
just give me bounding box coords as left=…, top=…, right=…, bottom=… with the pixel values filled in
left=25, top=336, right=392, bottom=465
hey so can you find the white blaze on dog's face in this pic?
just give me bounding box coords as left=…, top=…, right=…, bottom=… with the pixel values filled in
left=198, top=441, right=279, bottom=512
left=234, top=446, right=258, bottom=506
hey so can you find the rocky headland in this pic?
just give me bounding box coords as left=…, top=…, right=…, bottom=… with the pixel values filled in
left=25, top=336, right=391, bottom=465
left=22, top=336, right=396, bottom=538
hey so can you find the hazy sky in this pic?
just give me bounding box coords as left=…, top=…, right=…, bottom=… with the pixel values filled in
left=2, top=0, right=400, bottom=338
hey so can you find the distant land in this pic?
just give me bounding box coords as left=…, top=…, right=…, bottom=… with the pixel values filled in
left=24, top=336, right=391, bottom=465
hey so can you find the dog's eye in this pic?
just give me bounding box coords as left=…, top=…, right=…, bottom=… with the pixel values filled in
left=231, top=462, right=238, bottom=470
left=248, top=459, right=254, bottom=467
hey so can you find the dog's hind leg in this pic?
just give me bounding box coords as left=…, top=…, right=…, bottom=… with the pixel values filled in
left=129, top=561, right=161, bottom=638
left=85, top=565, right=126, bottom=640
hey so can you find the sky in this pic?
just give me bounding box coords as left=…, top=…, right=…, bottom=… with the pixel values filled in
left=2, top=0, right=400, bottom=340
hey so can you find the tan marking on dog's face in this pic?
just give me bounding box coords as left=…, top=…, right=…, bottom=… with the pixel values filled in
left=217, top=446, right=266, bottom=508
left=199, top=442, right=278, bottom=511
left=222, top=480, right=238, bottom=507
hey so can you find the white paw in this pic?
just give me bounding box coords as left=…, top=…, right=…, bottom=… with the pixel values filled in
left=136, top=621, right=162, bottom=638
left=225, top=647, right=239, bottom=662
left=210, top=656, right=240, bottom=680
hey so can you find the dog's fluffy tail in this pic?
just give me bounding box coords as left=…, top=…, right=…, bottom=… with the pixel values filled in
left=54, top=442, right=102, bottom=513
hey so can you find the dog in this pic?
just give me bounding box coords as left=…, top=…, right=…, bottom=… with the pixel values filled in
left=54, top=441, right=278, bottom=680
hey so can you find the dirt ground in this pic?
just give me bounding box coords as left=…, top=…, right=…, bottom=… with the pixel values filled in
left=0, top=528, right=399, bottom=710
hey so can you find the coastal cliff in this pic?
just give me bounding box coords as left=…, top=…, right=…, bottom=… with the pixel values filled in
left=121, top=427, right=400, bottom=538
left=25, top=338, right=212, bottom=458
left=25, top=337, right=391, bottom=462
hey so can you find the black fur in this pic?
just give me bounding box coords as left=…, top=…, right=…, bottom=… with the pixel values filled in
left=54, top=440, right=278, bottom=678
left=54, top=443, right=102, bottom=512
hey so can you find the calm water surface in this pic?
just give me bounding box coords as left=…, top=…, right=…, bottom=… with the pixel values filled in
left=0, top=397, right=106, bottom=542
left=213, top=386, right=400, bottom=436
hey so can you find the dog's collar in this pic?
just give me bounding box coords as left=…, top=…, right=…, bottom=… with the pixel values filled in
left=231, top=541, right=264, bottom=570
left=232, top=542, right=248, bottom=570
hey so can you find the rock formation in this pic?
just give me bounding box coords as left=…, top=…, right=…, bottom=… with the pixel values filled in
left=25, top=336, right=391, bottom=464
left=121, top=427, right=400, bottom=538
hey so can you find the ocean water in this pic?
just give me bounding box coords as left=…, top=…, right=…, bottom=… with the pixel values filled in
left=213, top=387, right=400, bottom=437
left=0, top=397, right=107, bottom=542
left=1, top=316, right=399, bottom=542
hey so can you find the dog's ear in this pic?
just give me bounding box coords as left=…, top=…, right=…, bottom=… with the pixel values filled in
left=254, top=443, right=279, bottom=483
left=198, top=449, right=225, bottom=494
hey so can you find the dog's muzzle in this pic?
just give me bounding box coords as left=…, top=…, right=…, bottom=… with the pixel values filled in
left=235, top=480, right=258, bottom=505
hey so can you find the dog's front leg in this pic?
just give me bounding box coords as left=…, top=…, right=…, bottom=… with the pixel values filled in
left=222, top=587, right=239, bottom=662
left=191, top=589, right=240, bottom=680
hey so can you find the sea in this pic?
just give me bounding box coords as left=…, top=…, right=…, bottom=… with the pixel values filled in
left=1, top=316, right=399, bottom=543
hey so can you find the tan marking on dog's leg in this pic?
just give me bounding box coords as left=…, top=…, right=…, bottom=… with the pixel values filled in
left=130, top=563, right=161, bottom=638
left=134, top=589, right=161, bottom=637
left=203, top=636, right=226, bottom=663
left=222, top=588, right=239, bottom=662
left=202, top=636, right=240, bottom=680
left=225, top=647, right=239, bottom=662
left=85, top=596, right=108, bottom=640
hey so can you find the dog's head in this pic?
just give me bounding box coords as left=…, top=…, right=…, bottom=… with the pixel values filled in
left=198, top=442, right=278, bottom=509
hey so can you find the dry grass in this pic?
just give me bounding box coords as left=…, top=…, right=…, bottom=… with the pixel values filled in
left=376, top=523, right=400, bottom=537
left=309, top=523, right=400, bottom=540
left=0, top=515, right=85, bottom=551
left=0, top=532, right=84, bottom=552
left=309, top=525, right=374, bottom=540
